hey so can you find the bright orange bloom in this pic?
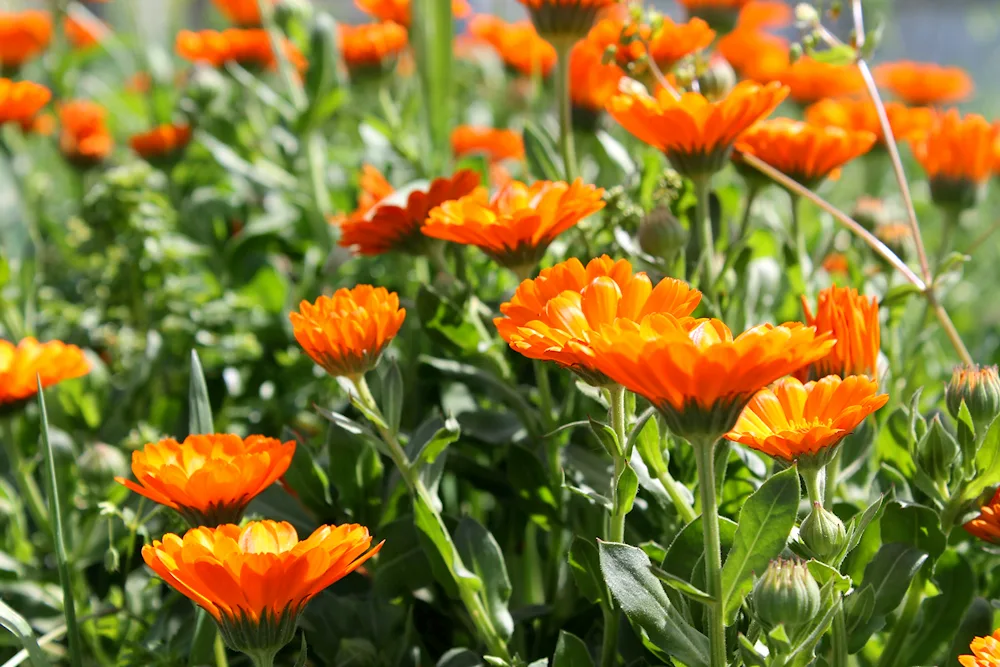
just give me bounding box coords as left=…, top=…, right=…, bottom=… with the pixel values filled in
left=734, top=1, right=790, bottom=30
left=58, top=100, right=113, bottom=166
left=494, top=256, right=701, bottom=385
left=130, top=123, right=193, bottom=160
left=0, top=338, right=89, bottom=405
left=64, top=14, right=106, bottom=50
left=339, top=21, right=408, bottom=74
left=451, top=126, right=524, bottom=163
left=176, top=29, right=307, bottom=73
left=727, top=375, right=887, bottom=466
left=910, top=110, right=999, bottom=189
left=569, top=39, right=624, bottom=113
left=717, top=28, right=789, bottom=83
left=337, top=170, right=480, bottom=255
left=0, top=79, right=50, bottom=127
left=290, top=285, right=406, bottom=379
left=355, top=0, right=470, bottom=28
left=517, top=0, right=618, bottom=42
left=333, top=165, right=396, bottom=226
left=960, top=629, right=1000, bottom=667
left=587, top=315, right=835, bottom=440
left=734, top=118, right=876, bottom=187
left=805, top=98, right=935, bottom=145
left=821, top=253, right=849, bottom=276
left=211, top=0, right=275, bottom=26
left=143, top=521, right=382, bottom=656
left=799, top=285, right=879, bottom=380
left=116, top=435, right=295, bottom=526
left=469, top=16, right=557, bottom=78
left=776, top=57, right=865, bottom=105
left=586, top=16, right=715, bottom=72
left=423, top=179, right=604, bottom=272
left=676, top=0, right=754, bottom=32
left=20, top=111, right=55, bottom=136
left=875, top=61, right=973, bottom=107
left=606, top=80, right=788, bottom=177
left=965, top=487, right=1000, bottom=545
left=0, top=10, right=52, bottom=70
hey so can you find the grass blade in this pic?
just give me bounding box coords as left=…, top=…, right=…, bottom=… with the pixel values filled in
left=188, top=349, right=215, bottom=436
left=0, top=598, right=52, bottom=667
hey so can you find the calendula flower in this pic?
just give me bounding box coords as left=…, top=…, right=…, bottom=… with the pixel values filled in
left=211, top=0, right=275, bottom=26
left=494, top=256, right=701, bottom=386
left=799, top=285, right=879, bottom=380
left=776, top=57, right=865, bottom=105
left=0, top=10, right=52, bottom=71
left=910, top=110, right=999, bottom=211
left=129, top=123, right=193, bottom=161
left=332, top=165, right=396, bottom=227
left=290, top=285, right=406, bottom=379
left=676, top=0, right=754, bottom=32
left=337, top=170, right=479, bottom=255
left=960, top=628, right=1000, bottom=667
left=735, top=118, right=876, bottom=188
left=355, top=0, right=469, bottom=28
left=58, top=100, right=113, bottom=166
left=805, top=98, right=935, bottom=144
left=734, top=1, right=791, bottom=30
left=821, top=253, right=849, bottom=276
left=339, top=21, right=408, bottom=77
left=176, top=29, right=307, bottom=73
left=469, top=16, right=557, bottom=78
left=874, top=221, right=913, bottom=260
left=451, top=126, right=525, bottom=163
left=568, top=39, right=624, bottom=125
left=143, top=521, right=382, bottom=663
left=966, top=488, right=1000, bottom=545
left=116, top=435, right=295, bottom=526
left=423, top=179, right=605, bottom=274
left=607, top=79, right=788, bottom=178
left=0, top=78, right=50, bottom=127
left=875, top=61, right=973, bottom=107
left=517, top=0, right=617, bottom=44
left=717, top=28, right=789, bottom=84
left=0, top=338, right=89, bottom=406
left=64, top=13, right=106, bottom=50
left=727, top=375, right=887, bottom=468
left=586, top=16, right=715, bottom=73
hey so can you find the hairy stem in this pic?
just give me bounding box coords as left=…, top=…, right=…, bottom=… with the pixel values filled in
left=554, top=39, right=578, bottom=181
left=694, top=439, right=726, bottom=667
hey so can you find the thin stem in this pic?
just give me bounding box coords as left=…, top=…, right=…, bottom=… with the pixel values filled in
left=657, top=469, right=697, bottom=525
left=789, top=193, right=813, bottom=295
left=214, top=634, right=230, bottom=667
left=600, top=605, right=619, bottom=667
left=824, top=451, right=841, bottom=508
left=694, top=439, right=726, bottom=667
left=608, top=385, right=628, bottom=543
left=963, top=217, right=1000, bottom=256
left=875, top=574, right=925, bottom=667
left=535, top=360, right=557, bottom=437
left=693, top=175, right=718, bottom=310
left=554, top=39, right=578, bottom=181
left=830, top=599, right=849, bottom=667
left=801, top=467, right=826, bottom=506
left=736, top=186, right=759, bottom=242
left=935, top=208, right=960, bottom=272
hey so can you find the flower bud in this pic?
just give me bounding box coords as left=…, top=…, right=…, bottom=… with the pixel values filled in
left=78, top=443, right=129, bottom=489
left=697, top=58, right=736, bottom=102
left=916, top=414, right=960, bottom=483
left=799, top=503, right=847, bottom=562
left=185, top=64, right=229, bottom=109
left=638, top=207, right=688, bottom=262
left=946, top=364, right=1000, bottom=434
left=752, top=559, right=821, bottom=631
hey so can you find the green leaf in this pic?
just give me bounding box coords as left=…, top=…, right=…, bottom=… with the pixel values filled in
left=409, top=416, right=461, bottom=469
left=946, top=598, right=994, bottom=667
left=738, top=633, right=766, bottom=667
left=598, top=541, right=710, bottom=667
left=280, top=427, right=334, bottom=517
left=375, top=517, right=434, bottom=595
left=589, top=417, right=621, bottom=458
left=293, top=633, right=309, bottom=667
left=864, top=543, right=928, bottom=616
left=189, top=611, right=216, bottom=666
left=188, top=349, right=214, bottom=435
left=507, top=445, right=560, bottom=528
left=455, top=517, right=514, bottom=641
left=879, top=501, right=945, bottom=563
left=383, top=361, right=404, bottom=435
left=957, top=400, right=976, bottom=468
left=554, top=631, right=594, bottom=667
left=649, top=565, right=715, bottom=605
left=905, top=551, right=975, bottom=665
left=414, top=494, right=482, bottom=591
left=969, top=415, right=1000, bottom=499
left=300, top=12, right=342, bottom=132
left=845, top=494, right=885, bottom=556
left=843, top=585, right=876, bottom=638
left=631, top=409, right=664, bottom=475
left=663, top=516, right=738, bottom=589
left=720, top=466, right=800, bottom=624
left=523, top=122, right=562, bottom=181
left=806, top=560, right=851, bottom=594
left=0, top=598, right=52, bottom=667
left=806, top=44, right=857, bottom=65
left=569, top=537, right=604, bottom=605
left=437, top=648, right=485, bottom=667
left=595, top=130, right=636, bottom=175
left=416, top=285, right=482, bottom=354
left=616, top=463, right=639, bottom=517
left=410, top=0, right=454, bottom=172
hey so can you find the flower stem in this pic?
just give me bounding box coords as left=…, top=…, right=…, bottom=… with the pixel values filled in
left=830, top=598, right=849, bottom=667
left=214, top=635, right=230, bottom=667
left=736, top=186, right=759, bottom=242
left=692, top=175, right=718, bottom=312
left=601, top=385, right=631, bottom=667
left=600, top=605, right=619, bottom=667
left=936, top=207, right=960, bottom=272
left=823, top=451, right=841, bottom=508
left=657, top=468, right=697, bottom=525
left=801, top=466, right=826, bottom=506
left=694, top=438, right=726, bottom=667
left=554, top=39, right=577, bottom=181
left=875, top=573, right=925, bottom=667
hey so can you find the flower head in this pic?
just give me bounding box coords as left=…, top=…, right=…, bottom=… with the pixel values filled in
left=805, top=98, right=935, bottom=145
left=337, top=170, right=480, bottom=255
left=0, top=79, right=50, bottom=128
left=734, top=1, right=791, bottom=30
left=518, top=0, right=617, bottom=44
left=58, top=100, right=113, bottom=166
left=64, top=14, right=107, bottom=50
left=776, top=57, right=865, bottom=105
left=676, top=0, right=754, bottom=32
left=966, top=488, right=1000, bottom=545
left=587, top=16, right=715, bottom=73
left=717, top=28, right=789, bottom=84
left=960, top=628, right=1000, bottom=667
left=910, top=110, right=999, bottom=211
left=0, top=10, right=52, bottom=71
left=568, top=39, right=623, bottom=122
left=211, top=0, right=275, bottom=26
left=333, top=165, right=396, bottom=226
left=356, top=0, right=469, bottom=27
left=143, top=520, right=382, bottom=660
left=495, top=256, right=701, bottom=385
left=176, top=29, right=307, bottom=73
left=946, top=364, right=1000, bottom=434
left=116, top=435, right=295, bottom=526
left=451, top=126, right=525, bottom=163
left=290, top=285, right=406, bottom=379
left=821, top=253, right=849, bottom=276
left=587, top=315, right=835, bottom=440
left=875, top=61, right=973, bottom=107
left=799, top=285, right=879, bottom=380
left=423, top=179, right=605, bottom=273
left=727, top=375, right=887, bottom=467
left=607, top=80, right=788, bottom=177
left=129, top=123, right=193, bottom=161
left=339, top=21, right=408, bottom=77
left=470, top=16, right=557, bottom=78
left=0, top=338, right=89, bottom=406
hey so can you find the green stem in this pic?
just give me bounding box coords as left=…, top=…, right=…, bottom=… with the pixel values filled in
left=790, top=194, right=813, bottom=296
left=935, top=208, right=959, bottom=272
left=214, top=634, right=230, bottom=667
left=535, top=360, right=557, bottom=437
left=875, top=574, right=925, bottom=667
left=553, top=39, right=577, bottom=181
left=823, top=452, right=841, bottom=508
left=801, top=466, right=826, bottom=506
left=830, top=599, right=848, bottom=667
left=693, top=176, right=718, bottom=312
left=600, top=606, right=619, bottom=667
left=657, top=469, right=697, bottom=525
left=735, top=186, right=759, bottom=242
left=608, top=385, right=628, bottom=543
left=694, top=438, right=726, bottom=667
left=1, top=417, right=50, bottom=537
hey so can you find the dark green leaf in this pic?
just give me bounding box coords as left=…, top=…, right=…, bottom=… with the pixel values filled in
left=632, top=409, right=665, bottom=477
left=507, top=445, right=560, bottom=528
left=293, top=633, right=309, bottom=667
left=663, top=516, right=738, bottom=587
left=455, top=517, right=514, bottom=641
left=409, top=416, right=460, bottom=469
left=879, top=502, right=945, bottom=563
left=569, top=537, right=604, bottom=605
left=616, top=463, right=639, bottom=517
left=280, top=427, right=334, bottom=517
left=946, top=598, right=994, bottom=667
left=554, top=631, right=594, bottom=667
left=0, top=599, right=52, bottom=667
left=649, top=565, right=715, bottom=605
left=375, top=517, right=434, bottom=595
left=589, top=417, right=621, bottom=458
left=522, top=122, right=562, bottom=181
left=905, top=551, right=975, bottom=665
left=863, top=543, right=928, bottom=617
left=188, top=349, right=214, bottom=435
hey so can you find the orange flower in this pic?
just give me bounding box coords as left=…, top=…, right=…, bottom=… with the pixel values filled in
left=587, top=315, right=835, bottom=440
left=451, top=126, right=524, bottom=163
left=517, top=0, right=618, bottom=42
left=339, top=21, right=408, bottom=75
left=734, top=1, right=790, bottom=30
left=129, top=123, right=193, bottom=161
left=0, top=78, right=50, bottom=127
left=333, top=164, right=396, bottom=225
left=290, top=285, right=406, bottom=379
left=910, top=110, right=999, bottom=210
left=875, top=61, right=973, bottom=107
left=176, top=29, right=307, bottom=73
left=423, top=179, right=605, bottom=273
left=734, top=118, right=876, bottom=187
left=821, top=253, right=849, bottom=276
left=717, top=28, right=789, bottom=83
left=127, top=72, right=152, bottom=94
left=676, top=0, right=755, bottom=32
left=965, top=487, right=1000, bottom=545
left=0, top=338, right=89, bottom=405
left=355, top=0, right=470, bottom=27
left=805, top=98, right=935, bottom=145
left=58, top=100, right=113, bottom=166
left=606, top=80, right=788, bottom=177
left=586, top=16, right=715, bottom=72
left=960, top=629, right=1000, bottom=667
left=116, top=435, right=294, bottom=526
left=799, top=285, right=879, bottom=380
left=143, top=521, right=382, bottom=658
left=494, top=256, right=701, bottom=385
left=469, top=16, right=557, bottom=78
left=727, top=375, right=887, bottom=466
left=337, top=170, right=480, bottom=255
left=64, top=14, right=106, bottom=50
left=776, top=57, right=865, bottom=105
left=569, top=39, right=624, bottom=115
left=211, top=0, right=275, bottom=26
left=0, top=10, right=52, bottom=70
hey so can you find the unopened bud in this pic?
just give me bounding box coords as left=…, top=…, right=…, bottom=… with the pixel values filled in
left=794, top=3, right=820, bottom=28
left=946, top=364, right=1000, bottom=434
left=799, top=503, right=847, bottom=562
left=78, top=443, right=129, bottom=489
left=638, top=207, right=688, bottom=262
left=752, top=559, right=821, bottom=631
left=916, top=414, right=960, bottom=483
left=697, top=58, right=736, bottom=102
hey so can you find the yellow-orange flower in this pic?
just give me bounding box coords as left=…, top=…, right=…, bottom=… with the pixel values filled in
left=0, top=10, right=52, bottom=70
left=64, top=14, right=106, bottom=50
left=727, top=375, right=887, bottom=466
left=211, top=0, right=275, bottom=26
left=676, top=0, right=754, bottom=32
left=451, top=126, right=524, bottom=163
left=587, top=315, right=835, bottom=440
left=423, top=179, right=605, bottom=272
left=734, top=118, right=876, bottom=187
left=805, top=98, right=935, bottom=145
left=58, top=100, right=113, bottom=166
left=129, top=123, right=193, bottom=161
left=339, top=21, right=408, bottom=74
left=116, top=435, right=294, bottom=526
left=143, top=521, right=382, bottom=657
left=965, top=487, right=1000, bottom=545
left=960, top=629, right=1000, bottom=667
left=355, top=0, right=469, bottom=28
left=606, top=80, right=788, bottom=177
left=338, top=170, right=480, bottom=255
left=494, top=256, right=701, bottom=385
left=176, top=29, right=307, bottom=73
left=290, top=285, right=406, bottom=379
left=0, top=338, right=89, bottom=406
left=517, top=0, right=618, bottom=43
left=799, top=285, right=879, bottom=380
left=0, top=78, right=50, bottom=127
left=569, top=39, right=624, bottom=115
left=875, top=61, right=973, bottom=107
left=717, top=28, right=789, bottom=83
left=910, top=110, right=999, bottom=210
left=586, top=16, right=715, bottom=72
left=469, top=16, right=557, bottom=78
left=776, top=57, right=865, bottom=105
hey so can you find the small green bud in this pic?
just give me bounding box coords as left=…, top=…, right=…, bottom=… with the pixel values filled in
left=274, top=0, right=313, bottom=29
left=104, top=545, right=121, bottom=573
left=799, top=503, right=847, bottom=562
left=78, top=443, right=129, bottom=489
left=916, top=414, right=960, bottom=483
left=946, top=364, right=1000, bottom=434
left=794, top=3, right=820, bottom=28
left=752, top=559, right=821, bottom=632
left=186, top=64, right=229, bottom=108
left=697, top=58, right=736, bottom=102
left=638, top=207, right=688, bottom=262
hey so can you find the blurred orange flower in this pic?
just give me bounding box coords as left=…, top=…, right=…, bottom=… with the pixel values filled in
left=129, top=123, right=193, bottom=161
left=116, top=435, right=295, bottom=526
left=717, top=28, right=789, bottom=83
left=211, top=0, right=275, bottom=26
left=875, top=61, right=973, bottom=106
left=727, top=375, right=887, bottom=465
left=290, top=285, right=406, bottom=379
left=965, top=487, right=1000, bottom=545
left=960, top=629, right=1000, bottom=667
left=127, top=72, right=152, bottom=94
left=469, top=16, right=557, bottom=78
left=799, top=285, right=879, bottom=380
left=494, top=256, right=701, bottom=385
left=821, top=253, right=849, bottom=276
left=910, top=110, right=998, bottom=189
left=64, top=14, right=107, bottom=50
left=176, top=29, right=307, bottom=73
left=58, top=100, right=113, bottom=166
left=338, top=170, right=480, bottom=255
left=334, top=165, right=396, bottom=226
left=423, top=179, right=604, bottom=273
left=776, top=57, right=865, bottom=105
left=734, top=1, right=790, bottom=30
left=735, top=118, right=876, bottom=187
left=0, top=10, right=52, bottom=70
left=606, top=80, right=788, bottom=177
left=517, top=0, right=617, bottom=42
left=451, top=126, right=524, bottom=163
left=805, top=98, right=935, bottom=145
left=356, top=0, right=469, bottom=27
left=0, top=338, right=89, bottom=405
left=569, top=39, right=624, bottom=113
left=339, top=21, right=408, bottom=74
left=0, top=78, right=50, bottom=128
left=586, top=16, right=715, bottom=72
